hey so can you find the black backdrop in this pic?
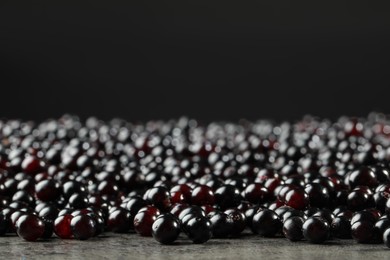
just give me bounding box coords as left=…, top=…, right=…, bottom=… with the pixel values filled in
left=1, top=1, right=390, bottom=122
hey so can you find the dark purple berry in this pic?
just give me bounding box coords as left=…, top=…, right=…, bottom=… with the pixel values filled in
left=16, top=214, right=45, bottom=241
left=70, top=214, right=96, bottom=240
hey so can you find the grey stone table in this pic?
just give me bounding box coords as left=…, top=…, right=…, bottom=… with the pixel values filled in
left=1, top=232, right=388, bottom=260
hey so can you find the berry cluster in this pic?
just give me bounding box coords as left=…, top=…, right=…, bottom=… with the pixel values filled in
left=1, top=114, right=390, bottom=247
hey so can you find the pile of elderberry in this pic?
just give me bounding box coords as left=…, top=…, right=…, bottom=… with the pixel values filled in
left=1, top=114, right=390, bottom=247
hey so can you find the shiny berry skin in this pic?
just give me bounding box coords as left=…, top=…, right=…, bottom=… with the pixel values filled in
left=184, top=216, right=212, bottom=244
left=283, top=216, right=304, bottom=241
left=302, top=217, right=330, bottom=244
left=11, top=211, right=28, bottom=232
left=170, top=203, right=189, bottom=218
left=170, top=184, right=192, bottom=203
left=170, top=191, right=185, bottom=204
left=125, top=196, right=148, bottom=216
left=384, top=228, right=390, bottom=248
left=280, top=209, right=305, bottom=223
left=191, top=185, right=215, bottom=206
left=83, top=212, right=104, bottom=237
left=351, top=221, right=374, bottom=243
left=38, top=205, right=59, bottom=222
left=107, top=208, right=132, bottom=233
left=312, top=209, right=334, bottom=225
left=351, top=210, right=377, bottom=225
left=71, top=214, right=96, bottom=240
left=54, top=214, right=73, bottom=239
left=383, top=198, right=390, bottom=217
left=374, top=191, right=388, bottom=212
left=21, top=156, right=42, bottom=175
left=209, top=212, right=232, bottom=238
left=284, top=189, right=309, bottom=210
left=304, top=183, right=330, bottom=208
left=181, top=213, right=198, bottom=233
left=275, top=206, right=294, bottom=218
left=152, top=213, right=181, bottom=244
left=134, top=206, right=160, bottom=236
left=12, top=190, right=35, bottom=207
left=348, top=167, right=378, bottom=188
left=334, top=208, right=353, bottom=220
left=145, top=187, right=172, bottom=211
left=214, top=185, right=241, bottom=210
left=225, top=209, right=246, bottom=237
left=178, top=206, right=205, bottom=221
left=252, top=209, right=282, bottom=237
left=35, top=179, right=61, bottom=202
left=347, top=190, right=374, bottom=211
left=245, top=206, right=262, bottom=230
left=331, top=216, right=351, bottom=239
left=374, top=217, right=390, bottom=240
left=62, top=181, right=86, bottom=199
left=244, top=183, right=270, bottom=204
left=16, top=214, right=45, bottom=241
left=0, top=214, right=9, bottom=235
left=68, top=194, right=89, bottom=209
left=41, top=219, right=54, bottom=239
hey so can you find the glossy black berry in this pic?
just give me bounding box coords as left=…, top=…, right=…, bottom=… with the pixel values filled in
left=374, top=217, right=390, bottom=240
left=126, top=196, right=148, bottom=216
left=348, top=167, right=378, bottom=188
left=178, top=206, right=205, bottom=221
left=38, top=205, right=59, bottom=222
left=35, top=179, right=61, bottom=202
left=152, top=213, right=181, bottom=244
left=41, top=218, right=54, bottom=239
left=331, top=216, right=351, bottom=239
left=384, top=228, right=390, bottom=248
left=312, top=209, right=334, bottom=225
left=351, top=221, right=374, bottom=243
left=347, top=190, right=374, bottom=211
left=304, top=183, right=330, bottom=208
left=107, top=208, right=132, bottom=233
left=62, top=181, right=86, bottom=199
left=252, top=209, right=282, bottom=237
left=302, top=217, right=330, bottom=244
left=12, top=190, right=35, bottom=207
left=225, top=209, right=246, bottom=237
left=214, top=185, right=241, bottom=209
left=283, top=216, right=304, bottom=241
left=280, top=208, right=305, bottom=223
left=184, top=216, right=212, bottom=244
left=68, top=194, right=89, bottom=209
left=351, top=210, right=377, bottom=225
left=209, top=212, right=232, bottom=238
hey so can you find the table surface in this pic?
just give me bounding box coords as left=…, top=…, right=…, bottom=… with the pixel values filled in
left=1, top=232, right=388, bottom=260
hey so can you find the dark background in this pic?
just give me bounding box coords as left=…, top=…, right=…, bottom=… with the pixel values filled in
left=1, top=1, right=390, bottom=122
